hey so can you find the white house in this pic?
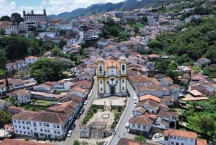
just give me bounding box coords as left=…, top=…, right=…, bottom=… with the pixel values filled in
left=62, top=44, right=81, bottom=54
left=9, top=79, right=26, bottom=90
left=0, top=21, right=19, bottom=35
left=6, top=60, right=28, bottom=71
left=9, top=89, right=31, bottom=105
left=38, top=31, right=59, bottom=38
left=12, top=100, right=78, bottom=139
left=162, top=129, right=207, bottom=145
left=133, top=107, right=145, bottom=117
left=196, top=58, right=211, bottom=67
left=12, top=111, right=69, bottom=139
left=69, top=87, right=88, bottom=98
left=129, top=113, right=153, bottom=137
left=46, top=81, right=73, bottom=92
left=0, top=83, right=7, bottom=97
left=25, top=56, right=39, bottom=64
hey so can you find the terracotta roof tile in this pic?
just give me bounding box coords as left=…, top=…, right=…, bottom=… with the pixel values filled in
left=129, top=113, right=153, bottom=126
left=139, top=94, right=160, bottom=103
left=164, top=129, right=197, bottom=139
left=0, top=139, right=54, bottom=145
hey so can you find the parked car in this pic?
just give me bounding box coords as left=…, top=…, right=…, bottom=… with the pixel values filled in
left=154, top=133, right=163, bottom=138
left=134, top=100, right=137, bottom=104
left=67, top=130, right=72, bottom=137
left=125, top=122, right=129, bottom=128
left=71, top=124, right=76, bottom=130
left=84, top=101, right=88, bottom=105
left=76, top=114, right=81, bottom=119
left=79, top=108, right=84, bottom=114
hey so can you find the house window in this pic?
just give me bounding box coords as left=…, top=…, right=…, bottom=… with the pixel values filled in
left=132, top=124, right=135, bottom=127
left=122, top=87, right=124, bottom=90
left=171, top=142, right=174, bottom=145
left=138, top=125, right=140, bottom=128
left=177, top=137, right=180, bottom=140
left=101, top=88, right=103, bottom=91
left=143, top=126, right=146, bottom=130
left=100, top=80, right=102, bottom=84
left=190, top=139, right=193, bottom=142
left=57, top=125, right=59, bottom=128
left=122, top=79, right=124, bottom=83
left=181, top=143, right=184, bottom=145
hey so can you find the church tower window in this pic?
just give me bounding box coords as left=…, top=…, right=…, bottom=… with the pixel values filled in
left=99, top=65, right=102, bottom=74
left=122, top=65, right=125, bottom=73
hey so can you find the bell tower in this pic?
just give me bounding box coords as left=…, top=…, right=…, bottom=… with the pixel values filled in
left=97, top=58, right=105, bottom=76
left=119, top=56, right=127, bottom=76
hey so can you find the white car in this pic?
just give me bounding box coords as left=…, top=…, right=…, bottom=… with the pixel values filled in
left=125, top=122, right=129, bottom=128
left=84, top=101, right=88, bottom=105
left=67, top=130, right=72, bottom=137
left=134, top=100, right=137, bottom=104
left=154, top=133, right=163, bottom=138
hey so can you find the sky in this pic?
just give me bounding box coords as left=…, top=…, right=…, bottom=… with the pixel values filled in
left=0, top=0, right=123, bottom=17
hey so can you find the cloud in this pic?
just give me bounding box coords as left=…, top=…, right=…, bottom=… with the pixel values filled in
left=0, top=0, right=123, bottom=17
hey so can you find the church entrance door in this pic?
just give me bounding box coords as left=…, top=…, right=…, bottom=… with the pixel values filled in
left=111, top=86, right=115, bottom=95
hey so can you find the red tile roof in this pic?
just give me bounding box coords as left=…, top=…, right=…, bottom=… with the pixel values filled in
left=139, top=94, right=160, bottom=103
left=196, top=139, right=207, bottom=145
left=164, top=128, right=197, bottom=139
left=0, top=139, right=54, bottom=145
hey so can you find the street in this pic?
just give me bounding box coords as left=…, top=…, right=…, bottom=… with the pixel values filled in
left=57, top=77, right=97, bottom=145
left=109, top=81, right=136, bottom=145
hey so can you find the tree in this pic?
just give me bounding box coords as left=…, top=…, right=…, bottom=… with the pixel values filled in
left=0, top=111, right=12, bottom=126
left=0, top=28, right=5, bottom=35
left=167, top=60, right=177, bottom=71
left=203, top=66, right=216, bottom=78
left=0, top=49, right=7, bottom=69
left=197, top=114, right=215, bottom=135
left=73, top=140, right=80, bottom=145
left=4, top=36, right=29, bottom=60
left=148, top=40, right=163, bottom=50
left=11, top=13, right=23, bottom=24
left=30, top=58, right=70, bottom=83
left=134, top=135, right=146, bottom=143
left=0, top=15, right=10, bottom=22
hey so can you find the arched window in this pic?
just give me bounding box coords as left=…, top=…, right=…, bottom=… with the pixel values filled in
left=122, top=65, right=125, bottom=72
left=99, top=65, right=102, bottom=73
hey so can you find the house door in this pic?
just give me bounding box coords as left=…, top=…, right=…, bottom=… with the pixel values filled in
left=111, top=86, right=115, bottom=95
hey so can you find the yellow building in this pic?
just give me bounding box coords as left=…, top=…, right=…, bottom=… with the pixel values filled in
left=96, top=57, right=128, bottom=98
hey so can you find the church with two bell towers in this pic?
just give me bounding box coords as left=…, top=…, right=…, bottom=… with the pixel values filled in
left=96, top=57, right=128, bottom=98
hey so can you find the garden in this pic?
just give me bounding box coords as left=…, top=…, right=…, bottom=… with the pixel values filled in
left=179, top=97, right=216, bottom=141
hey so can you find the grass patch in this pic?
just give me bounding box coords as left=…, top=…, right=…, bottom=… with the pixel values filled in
left=23, top=105, right=48, bottom=111
left=82, top=105, right=98, bottom=125
left=35, top=99, right=56, bottom=106
left=111, top=109, right=122, bottom=129
left=192, top=64, right=201, bottom=73
left=0, top=69, right=5, bottom=76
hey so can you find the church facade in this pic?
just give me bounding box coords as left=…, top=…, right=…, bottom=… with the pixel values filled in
left=96, top=57, right=128, bottom=98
